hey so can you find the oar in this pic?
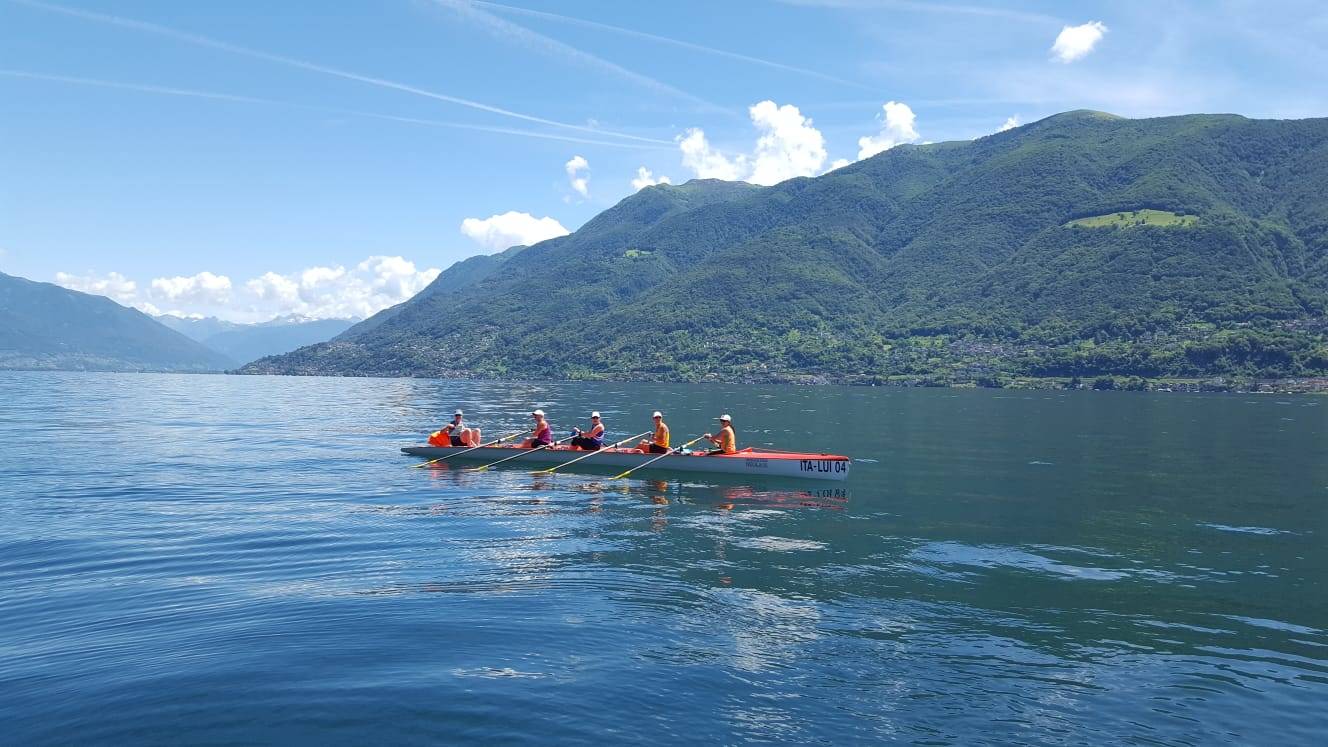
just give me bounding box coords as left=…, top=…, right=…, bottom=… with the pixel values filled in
left=611, top=435, right=708, bottom=480
left=413, top=431, right=524, bottom=468
left=532, top=430, right=651, bottom=475
left=468, top=435, right=575, bottom=472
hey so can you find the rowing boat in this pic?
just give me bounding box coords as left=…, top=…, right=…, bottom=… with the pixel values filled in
left=401, top=445, right=852, bottom=481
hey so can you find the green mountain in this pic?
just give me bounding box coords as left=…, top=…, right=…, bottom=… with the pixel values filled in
left=0, top=272, right=233, bottom=372
left=243, top=111, right=1328, bottom=384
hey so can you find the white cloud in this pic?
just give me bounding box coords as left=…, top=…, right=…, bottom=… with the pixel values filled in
left=998, top=115, right=1021, bottom=132
left=54, top=271, right=139, bottom=306
left=827, top=158, right=851, bottom=172
left=246, top=271, right=300, bottom=307
left=242, top=256, right=440, bottom=320
left=678, top=128, right=747, bottom=181
left=857, top=101, right=920, bottom=159
left=747, top=101, right=827, bottom=186
left=565, top=154, right=590, bottom=198
left=149, top=271, right=232, bottom=305
left=460, top=211, right=570, bottom=252
left=631, top=166, right=672, bottom=191
left=677, top=100, right=828, bottom=186
left=1051, top=21, right=1108, bottom=63
left=57, top=256, right=441, bottom=322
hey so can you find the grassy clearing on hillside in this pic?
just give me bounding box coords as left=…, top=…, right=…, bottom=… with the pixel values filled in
left=1067, top=209, right=1199, bottom=228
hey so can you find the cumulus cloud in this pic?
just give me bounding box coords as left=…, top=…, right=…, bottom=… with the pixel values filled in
left=243, top=256, right=440, bottom=320
left=149, top=271, right=232, bottom=305
left=677, top=100, right=827, bottom=186
left=747, top=101, right=828, bottom=186
left=460, top=211, right=570, bottom=252
left=56, top=256, right=441, bottom=322
left=678, top=128, right=746, bottom=181
left=245, top=271, right=299, bottom=307
left=565, top=154, right=590, bottom=198
left=630, top=166, right=672, bottom=191
left=54, top=271, right=139, bottom=306
left=857, top=101, right=920, bottom=160
left=827, top=158, right=852, bottom=172
left=1051, top=21, right=1108, bottom=63
left=998, top=115, right=1021, bottom=132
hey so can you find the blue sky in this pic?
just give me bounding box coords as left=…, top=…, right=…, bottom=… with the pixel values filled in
left=2, top=0, right=1326, bottom=321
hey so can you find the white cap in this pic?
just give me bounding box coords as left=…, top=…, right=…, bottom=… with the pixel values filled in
left=532, top=409, right=545, bottom=416
left=590, top=411, right=601, bottom=418
left=652, top=411, right=663, bottom=418
left=718, top=413, right=731, bottom=421
left=454, top=409, right=463, bottom=416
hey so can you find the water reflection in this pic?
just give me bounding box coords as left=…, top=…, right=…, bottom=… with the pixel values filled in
left=4, top=372, right=1327, bottom=745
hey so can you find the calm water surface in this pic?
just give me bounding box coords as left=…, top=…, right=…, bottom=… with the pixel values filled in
left=2, top=371, right=1326, bottom=744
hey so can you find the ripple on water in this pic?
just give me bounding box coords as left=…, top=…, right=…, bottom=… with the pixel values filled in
left=1198, top=523, right=1298, bottom=536
left=3, top=372, right=1327, bottom=745
left=909, top=541, right=1135, bottom=581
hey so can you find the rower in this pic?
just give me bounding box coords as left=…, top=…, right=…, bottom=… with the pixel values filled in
left=429, top=409, right=480, bottom=447
left=637, top=411, right=670, bottom=454
left=570, top=411, right=606, bottom=450
left=704, top=414, right=737, bottom=455
left=518, top=409, right=554, bottom=448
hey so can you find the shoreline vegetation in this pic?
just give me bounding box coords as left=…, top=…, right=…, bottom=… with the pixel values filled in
left=231, top=366, right=1328, bottom=394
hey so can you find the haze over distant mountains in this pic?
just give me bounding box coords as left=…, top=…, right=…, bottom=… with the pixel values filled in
left=244, top=111, right=1328, bottom=384
left=156, top=314, right=357, bottom=367
left=0, top=271, right=357, bottom=371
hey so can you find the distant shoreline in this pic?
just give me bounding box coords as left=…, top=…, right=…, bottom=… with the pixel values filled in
left=230, top=367, right=1328, bottom=395
left=7, top=366, right=1326, bottom=394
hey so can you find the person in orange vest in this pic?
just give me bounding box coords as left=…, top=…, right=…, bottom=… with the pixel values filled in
left=704, top=414, right=737, bottom=455
left=429, top=410, right=480, bottom=447
left=637, top=411, right=670, bottom=454
left=518, top=409, right=554, bottom=449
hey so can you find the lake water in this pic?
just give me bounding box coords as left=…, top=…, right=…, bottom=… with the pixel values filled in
left=2, top=371, right=1326, bottom=744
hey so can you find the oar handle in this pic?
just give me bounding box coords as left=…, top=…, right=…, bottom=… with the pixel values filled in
left=612, top=434, right=708, bottom=479
left=535, top=430, right=652, bottom=475
left=471, top=435, right=575, bottom=471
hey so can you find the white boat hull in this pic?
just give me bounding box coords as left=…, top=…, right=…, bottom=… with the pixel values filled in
left=401, top=445, right=851, bottom=482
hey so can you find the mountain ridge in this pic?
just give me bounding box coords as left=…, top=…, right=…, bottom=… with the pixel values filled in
left=242, top=111, right=1328, bottom=384
left=0, top=272, right=233, bottom=372
left=158, top=314, right=357, bottom=366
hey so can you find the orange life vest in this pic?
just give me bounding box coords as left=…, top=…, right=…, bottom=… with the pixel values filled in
left=717, top=425, right=736, bottom=454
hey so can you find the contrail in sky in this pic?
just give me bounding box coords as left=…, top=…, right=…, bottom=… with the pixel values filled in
left=0, top=69, right=669, bottom=150
left=472, top=0, right=879, bottom=92
left=776, top=0, right=1061, bottom=26
left=0, top=69, right=273, bottom=104
left=7, top=0, right=672, bottom=145
left=430, top=0, right=729, bottom=112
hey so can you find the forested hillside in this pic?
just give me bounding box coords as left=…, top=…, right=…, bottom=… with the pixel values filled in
left=244, top=111, right=1328, bottom=385
left=0, top=272, right=232, bottom=372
